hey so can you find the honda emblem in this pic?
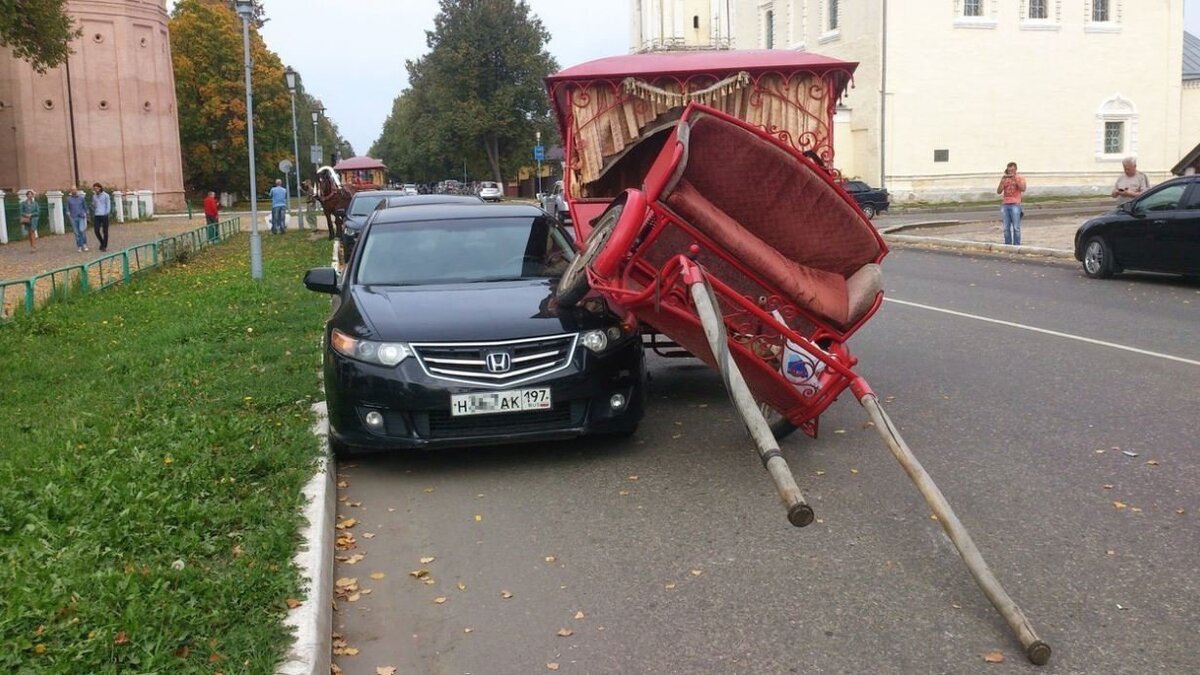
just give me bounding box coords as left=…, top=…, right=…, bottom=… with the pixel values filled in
left=485, top=351, right=512, bottom=374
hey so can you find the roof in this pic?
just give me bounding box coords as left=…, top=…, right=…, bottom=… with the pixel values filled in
left=373, top=202, right=542, bottom=225
left=1171, top=140, right=1200, bottom=175
left=334, top=156, right=387, bottom=171
left=546, top=49, right=857, bottom=83
left=1185, top=31, right=1200, bottom=81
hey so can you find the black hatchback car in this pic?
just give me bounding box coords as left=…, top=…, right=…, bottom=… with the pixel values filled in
left=304, top=202, right=645, bottom=454
left=1074, top=175, right=1200, bottom=279
left=842, top=180, right=890, bottom=219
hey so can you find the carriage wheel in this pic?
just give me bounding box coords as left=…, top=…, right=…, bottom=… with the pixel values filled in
left=759, top=400, right=799, bottom=440
left=556, top=199, right=624, bottom=307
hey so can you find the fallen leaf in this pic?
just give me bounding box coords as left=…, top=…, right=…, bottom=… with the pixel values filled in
left=457, top=582, right=466, bottom=591
left=1177, top=508, right=1186, bottom=515
left=362, top=532, right=376, bottom=539
left=424, top=487, right=434, bottom=493
left=557, top=628, right=574, bottom=637
left=336, top=577, right=358, bottom=588
left=575, top=611, right=585, bottom=620
left=545, top=555, right=557, bottom=563
left=547, top=663, right=560, bottom=671
left=619, top=490, right=630, bottom=496
left=1131, top=507, right=1142, bottom=513
left=1103, top=484, right=1114, bottom=490
left=501, top=590, right=513, bottom=599
left=690, top=569, right=703, bottom=576
left=337, top=480, right=349, bottom=488
left=114, top=631, right=129, bottom=645
left=1117, top=603, right=1129, bottom=611
left=850, top=468, right=859, bottom=474
left=346, top=593, right=360, bottom=602
left=1146, top=460, right=1160, bottom=466
left=333, top=646, right=359, bottom=656
left=1122, top=450, right=1139, bottom=458
left=983, top=651, right=1004, bottom=663
left=1113, top=501, right=1128, bottom=510
left=341, top=553, right=365, bottom=565
left=409, top=569, right=429, bottom=579
left=815, top=470, right=826, bottom=476
left=627, top=475, right=639, bottom=481
left=285, top=598, right=302, bottom=609
left=474, top=514, right=483, bottom=522
left=336, top=518, right=357, bottom=530
left=419, top=556, right=436, bottom=564
left=665, top=582, right=676, bottom=590
left=1106, top=550, right=1116, bottom=556
left=434, top=597, right=447, bottom=605
left=423, top=578, right=436, bottom=585
left=370, top=572, right=386, bottom=580
left=861, top=421, right=875, bottom=429
left=376, top=667, right=398, bottom=675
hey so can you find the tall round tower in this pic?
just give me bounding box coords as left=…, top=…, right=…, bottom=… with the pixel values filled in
left=0, top=0, right=185, bottom=209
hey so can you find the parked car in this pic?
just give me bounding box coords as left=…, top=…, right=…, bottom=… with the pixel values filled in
left=304, top=202, right=645, bottom=454
left=1074, top=175, right=1200, bottom=279
left=478, top=181, right=503, bottom=202
left=339, top=189, right=406, bottom=256
left=379, top=194, right=485, bottom=209
left=541, top=180, right=570, bottom=224
left=402, top=183, right=419, bottom=196
left=842, top=180, right=890, bottom=219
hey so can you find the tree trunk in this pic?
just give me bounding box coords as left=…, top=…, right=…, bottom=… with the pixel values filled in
left=484, top=135, right=503, bottom=185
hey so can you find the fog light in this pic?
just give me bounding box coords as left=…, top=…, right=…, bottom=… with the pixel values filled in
left=364, top=410, right=384, bottom=429
left=609, top=394, right=626, bottom=410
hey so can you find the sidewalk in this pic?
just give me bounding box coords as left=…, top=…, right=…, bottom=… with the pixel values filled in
left=878, top=213, right=1091, bottom=260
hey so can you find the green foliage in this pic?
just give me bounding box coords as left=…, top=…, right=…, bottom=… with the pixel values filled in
left=370, top=0, right=558, bottom=184
left=0, top=0, right=80, bottom=72
left=0, top=232, right=331, bottom=671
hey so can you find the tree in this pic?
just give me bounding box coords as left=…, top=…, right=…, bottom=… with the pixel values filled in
left=0, top=0, right=80, bottom=73
left=371, top=0, right=558, bottom=185
left=169, top=0, right=349, bottom=197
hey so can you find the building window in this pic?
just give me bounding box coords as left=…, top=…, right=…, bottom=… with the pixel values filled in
left=1086, top=0, right=1121, bottom=32
left=1092, top=0, right=1109, bottom=21
left=765, top=10, right=775, bottom=48
left=829, top=0, right=839, bottom=30
left=1028, top=0, right=1047, bottom=19
left=934, top=149, right=950, bottom=162
left=693, top=15, right=699, bottom=29
left=1104, top=122, right=1124, bottom=155
left=963, top=0, right=983, bottom=16
left=1096, top=94, right=1137, bottom=160
left=955, top=0, right=996, bottom=29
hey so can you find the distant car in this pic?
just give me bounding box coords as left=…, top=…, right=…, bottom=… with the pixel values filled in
left=304, top=202, right=645, bottom=454
left=541, top=180, right=570, bottom=224
left=478, top=181, right=503, bottom=202
left=379, top=194, right=485, bottom=210
left=340, top=189, right=407, bottom=255
left=1074, top=175, right=1200, bottom=279
left=402, top=184, right=419, bottom=196
left=842, top=180, right=890, bottom=219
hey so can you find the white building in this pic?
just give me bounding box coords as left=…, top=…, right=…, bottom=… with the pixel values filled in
left=631, top=0, right=734, bottom=52
left=728, top=1, right=1197, bottom=202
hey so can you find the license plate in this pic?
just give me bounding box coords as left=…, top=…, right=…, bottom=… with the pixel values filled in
left=450, top=387, right=552, bottom=416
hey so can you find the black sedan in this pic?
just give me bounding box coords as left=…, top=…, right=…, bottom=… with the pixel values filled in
left=842, top=180, right=890, bottom=219
left=338, top=189, right=407, bottom=255
left=304, top=202, right=645, bottom=455
left=1074, top=175, right=1200, bottom=279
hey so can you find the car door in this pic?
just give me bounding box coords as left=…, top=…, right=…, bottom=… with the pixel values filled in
left=1167, top=181, right=1200, bottom=274
left=1115, top=182, right=1189, bottom=271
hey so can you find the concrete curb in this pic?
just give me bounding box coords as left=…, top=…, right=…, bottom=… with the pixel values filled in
left=882, top=232, right=1075, bottom=260
left=276, top=403, right=334, bottom=675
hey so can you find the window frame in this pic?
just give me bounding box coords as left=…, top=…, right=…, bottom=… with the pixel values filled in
left=954, top=0, right=997, bottom=29
left=1095, top=94, right=1137, bottom=161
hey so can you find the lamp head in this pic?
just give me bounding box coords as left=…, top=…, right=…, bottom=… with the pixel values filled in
left=284, top=66, right=297, bottom=92
left=234, top=0, right=254, bottom=20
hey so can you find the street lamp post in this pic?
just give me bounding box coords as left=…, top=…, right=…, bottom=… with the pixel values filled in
left=311, top=101, right=325, bottom=172
left=235, top=0, right=262, bottom=279
left=284, top=67, right=304, bottom=229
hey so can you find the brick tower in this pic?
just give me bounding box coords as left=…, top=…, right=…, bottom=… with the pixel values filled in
left=0, top=0, right=185, bottom=209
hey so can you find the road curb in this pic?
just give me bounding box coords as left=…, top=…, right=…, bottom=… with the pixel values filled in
left=878, top=220, right=963, bottom=234
left=883, top=233, right=1075, bottom=260
left=276, top=402, right=334, bottom=675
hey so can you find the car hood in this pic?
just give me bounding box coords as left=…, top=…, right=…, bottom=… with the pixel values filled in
left=339, top=279, right=611, bottom=342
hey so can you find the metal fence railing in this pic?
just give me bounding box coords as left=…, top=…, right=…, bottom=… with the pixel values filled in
left=0, top=217, right=242, bottom=325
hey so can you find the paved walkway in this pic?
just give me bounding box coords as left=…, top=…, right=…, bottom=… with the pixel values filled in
left=881, top=214, right=1082, bottom=254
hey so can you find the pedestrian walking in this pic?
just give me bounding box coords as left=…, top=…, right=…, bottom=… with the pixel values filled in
left=19, top=190, right=39, bottom=252
left=996, top=162, right=1027, bottom=246
left=67, top=186, right=89, bottom=252
left=91, top=182, right=111, bottom=252
left=269, top=179, right=288, bottom=234
left=204, top=190, right=220, bottom=242
left=1111, top=157, right=1149, bottom=204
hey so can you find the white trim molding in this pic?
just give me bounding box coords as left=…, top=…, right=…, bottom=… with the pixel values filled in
left=1095, top=94, right=1137, bottom=161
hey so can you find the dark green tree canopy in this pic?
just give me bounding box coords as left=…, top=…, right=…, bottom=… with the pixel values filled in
left=371, top=0, right=558, bottom=185
left=0, top=0, right=80, bottom=73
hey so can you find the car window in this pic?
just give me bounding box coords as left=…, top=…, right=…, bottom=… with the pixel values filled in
left=846, top=181, right=867, bottom=192
left=356, top=217, right=576, bottom=286
left=1180, top=184, right=1200, bottom=210
left=349, top=196, right=386, bottom=216
left=1137, top=184, right=1186, bottom=213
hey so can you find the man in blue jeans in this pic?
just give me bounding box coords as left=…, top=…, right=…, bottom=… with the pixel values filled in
left=996, top=162, right=1026, bottom=246
left=269, top=179, right=288, bottom=234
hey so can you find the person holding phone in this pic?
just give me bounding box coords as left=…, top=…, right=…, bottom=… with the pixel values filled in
left=996, top=161, right=1027, bottom=246
left=1111, top=157, right=1149, bottom=204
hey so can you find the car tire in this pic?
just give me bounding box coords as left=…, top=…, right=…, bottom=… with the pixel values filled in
left=556, top=200, right=624, bottom=307
left=328, top=434, right=356, bottom=459
left=861, top=203, right=877, bottom=219
left=1082, top=236, right=1114, bottom=279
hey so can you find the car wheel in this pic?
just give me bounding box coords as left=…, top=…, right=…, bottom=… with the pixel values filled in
left=328, top=433, right=356, bottom=459
left=1082, top=236, right=1114, bottom=279
left=861, top=203, right=877, bottom=219
left=556, top=201, right=624, bottom=307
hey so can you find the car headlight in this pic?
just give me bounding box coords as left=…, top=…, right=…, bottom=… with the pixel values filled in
left=331, top=328, right=410, bottom=366
left=579, top=329, right=609, bottom=353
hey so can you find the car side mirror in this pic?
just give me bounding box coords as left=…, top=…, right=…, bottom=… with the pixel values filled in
left=303, top=267, right=340, bottom=294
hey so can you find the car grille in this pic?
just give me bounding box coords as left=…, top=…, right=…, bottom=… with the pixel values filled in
left=411, top=334, right=577, bottom=387
left=420, top=401, right=579, bottom=439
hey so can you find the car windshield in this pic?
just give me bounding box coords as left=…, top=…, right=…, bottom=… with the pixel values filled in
left=349, top=196, right=386, bottom=216
left=481, top=182, right=499, bottom=189
left=356, top=216, right=576, bottom=286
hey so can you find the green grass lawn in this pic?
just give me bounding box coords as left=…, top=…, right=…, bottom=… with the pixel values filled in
left=0, top=232, right=332, bottom=671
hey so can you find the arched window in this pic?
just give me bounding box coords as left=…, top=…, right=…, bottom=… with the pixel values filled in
left=1095, top=95, right=1137, bottom=160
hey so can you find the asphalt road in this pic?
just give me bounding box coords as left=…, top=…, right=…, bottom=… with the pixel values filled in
left=330, top=248, right=1199, bottom=674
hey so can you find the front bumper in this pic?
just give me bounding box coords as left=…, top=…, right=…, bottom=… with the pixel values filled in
left=324, top=338, right=645, bottom=450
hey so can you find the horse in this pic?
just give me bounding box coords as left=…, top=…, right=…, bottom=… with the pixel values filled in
left=307, top=166, right=355, bottom=241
